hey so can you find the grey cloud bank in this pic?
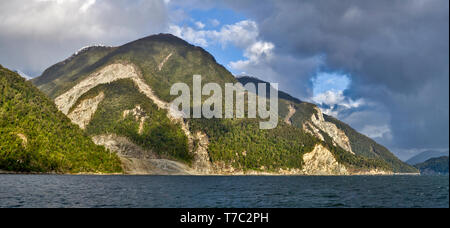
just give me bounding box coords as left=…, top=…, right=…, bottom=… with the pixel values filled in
left=219, top=0, right=449, bottom=159
left=0, top=0, right=169, bottom=76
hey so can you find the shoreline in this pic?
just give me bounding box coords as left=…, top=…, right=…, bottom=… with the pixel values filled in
left=0, top=170, right=421, bottom=176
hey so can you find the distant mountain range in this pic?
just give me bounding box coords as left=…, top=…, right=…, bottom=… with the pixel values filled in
left=1, top=34, right=418, bottom=175
left=406, top=150, right=449, bottom=165
left=414, top=156, right=449, bottom=175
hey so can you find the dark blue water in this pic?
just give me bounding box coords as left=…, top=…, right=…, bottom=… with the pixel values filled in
left=0, top=175, right=448, bottom=208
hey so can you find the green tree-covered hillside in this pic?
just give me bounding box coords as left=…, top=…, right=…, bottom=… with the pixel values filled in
left=0, top=65, right=122, bottom=173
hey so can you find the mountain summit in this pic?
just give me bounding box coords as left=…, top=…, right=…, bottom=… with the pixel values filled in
left=31, top=33, right=418, bottom=175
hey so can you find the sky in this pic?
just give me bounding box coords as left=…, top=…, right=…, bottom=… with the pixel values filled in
left=0, top=0, right=448, bottom=160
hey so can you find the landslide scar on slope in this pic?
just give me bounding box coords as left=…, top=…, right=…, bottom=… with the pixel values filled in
left=54, top=63, right=212, bottom=174
left=67, top=92, right=105, bottom=129
left=16, top=133, right=28, bottom=148
left=55, top=64, right=142, bottom=115
left=158, top=52, right=173, bottom=71
left=123, top=105, right=148, bottom=135
left=284, top=104, right=296, bottom=125
left=91, top=134, right=196, bottom=175
left=304, top=107, right=354, bottom=155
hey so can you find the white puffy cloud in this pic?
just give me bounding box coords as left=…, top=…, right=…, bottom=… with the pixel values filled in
left=168, top=20, right=262, bottom=48
left=210, top=19, right=220, bottom=27
left=168, top=25, right=209, bottom=46
left=229, top=41, right=274, bottom=70
left=311, top=90, right=366, bottom=117
left=312, top=91, right=346, bottom=107
left=312, top=90, right=364, bottom=109
left=0, top=0, right=169, bottom=76
left=168, top=19, right=284, bottom=81
left=195, top=21, right=206, bottom=29
left=211, top=20, right=260, bottom=48
left=246, top=41, right=274, bottom=62
left=1, top=0, right=167, bottom=40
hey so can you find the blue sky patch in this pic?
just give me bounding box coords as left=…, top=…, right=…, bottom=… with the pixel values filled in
left=312, top=72, right=351, bottom=95
left=187, top=8, right=247, bottom=29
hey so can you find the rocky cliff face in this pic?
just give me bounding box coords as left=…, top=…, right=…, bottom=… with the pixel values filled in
left=303, top=107, right=354, bottom=155
left=302, top=144, right=349, bottom=175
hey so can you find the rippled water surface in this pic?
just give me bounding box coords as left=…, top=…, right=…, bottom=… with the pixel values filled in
left=0, top=175, right=448, bottom=208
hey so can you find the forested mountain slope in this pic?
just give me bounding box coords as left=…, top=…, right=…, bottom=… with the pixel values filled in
left=0, top=65, right=122, bottom=173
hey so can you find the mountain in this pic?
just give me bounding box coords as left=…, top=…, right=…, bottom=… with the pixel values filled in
left=13, top=70, right=32, bottom=80
left=31, top=33, right=417, bottom=175
left=414, top=156, right=449, bottom=175
left=236, top=76, right=302, bottom=103
left=236, top=76, right=417, bottom=174
left=0, top=65, right=122, bottom=173
left=406, top=150, right=449, bottom=165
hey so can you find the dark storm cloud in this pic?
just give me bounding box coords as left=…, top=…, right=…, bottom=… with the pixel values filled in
left=219, top=0, right=449, bottom=153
